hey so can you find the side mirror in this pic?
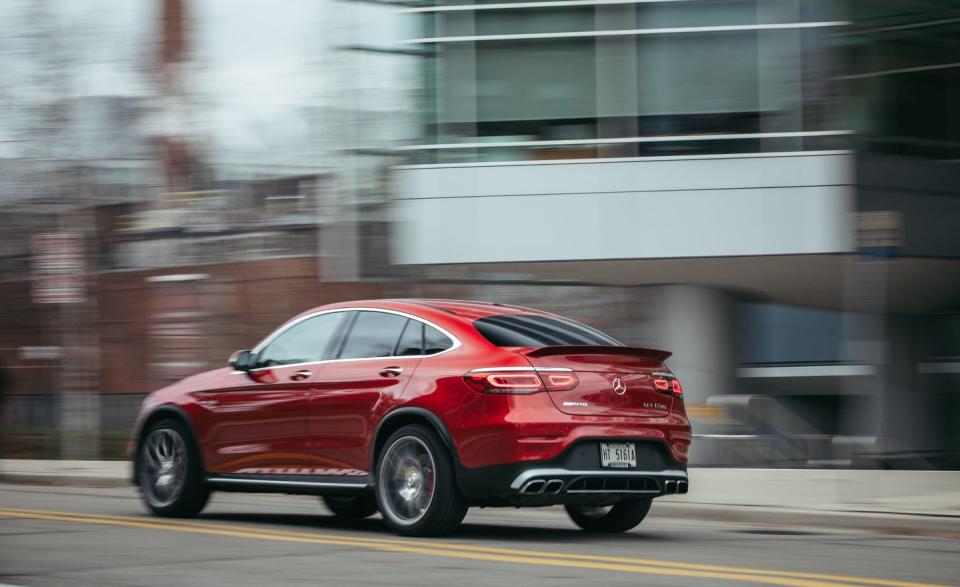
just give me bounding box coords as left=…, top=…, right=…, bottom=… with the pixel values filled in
left=229, top=350, right=255, bottom=372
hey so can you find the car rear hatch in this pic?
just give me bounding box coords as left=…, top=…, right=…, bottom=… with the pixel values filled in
left=524, top=346, right=677, bottom=417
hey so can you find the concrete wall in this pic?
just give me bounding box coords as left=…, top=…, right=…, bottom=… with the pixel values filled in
left=395, top=152, right=854, bottom=264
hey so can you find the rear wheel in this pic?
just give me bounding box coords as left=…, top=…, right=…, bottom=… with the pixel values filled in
left=137, top=418, right=209, bottom=517
left=375, top=424, right=467, bottom=536
left=565, top=499, right=651, bottom=533
left=322, top=494, right=378, bottom=519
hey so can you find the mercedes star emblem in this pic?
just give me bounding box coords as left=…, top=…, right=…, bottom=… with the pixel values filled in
left=612, top=377, right=627, bottom=395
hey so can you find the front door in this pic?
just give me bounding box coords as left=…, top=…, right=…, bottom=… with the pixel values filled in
left=197, top=365, right=316, bottom=475
left=199, top=311, right=348, bottom=475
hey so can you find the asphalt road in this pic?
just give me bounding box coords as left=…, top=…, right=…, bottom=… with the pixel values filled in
left=0, top=483, right=957, bottom=587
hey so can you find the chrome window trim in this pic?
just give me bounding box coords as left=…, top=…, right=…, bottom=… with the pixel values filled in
left=235, top=307, right=462, bottom=375
left=406, top=21, right=850, bottom=44
left=395, top=130, right=853, bottom=152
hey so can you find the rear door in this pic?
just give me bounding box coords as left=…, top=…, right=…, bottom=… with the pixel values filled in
left=308, top=311, right=421, bottom=475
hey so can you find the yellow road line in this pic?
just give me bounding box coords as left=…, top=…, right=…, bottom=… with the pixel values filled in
left=0, top=507, right=940, bottom=587
left=0, top=507, right=948, bottom=587
left=134, top=515, right=951, bottom=587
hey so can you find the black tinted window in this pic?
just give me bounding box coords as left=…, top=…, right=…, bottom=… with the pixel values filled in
left=257, top=312, right=347, bottom=367
left=473, top=315, right=621, bottom=347
left=395, top=321, right=423, bottom=356
left=424, top=325, right=453, bottom=355
left=339, top=311, right=409, bottom=359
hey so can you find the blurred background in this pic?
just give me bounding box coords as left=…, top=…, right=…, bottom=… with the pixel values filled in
left=0, top=0, right=958, bottom=470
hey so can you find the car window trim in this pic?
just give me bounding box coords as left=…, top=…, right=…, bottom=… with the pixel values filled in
left=241, top=307, right=461, bottom=374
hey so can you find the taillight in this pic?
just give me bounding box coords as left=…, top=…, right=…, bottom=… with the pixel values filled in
left=671, top=379, right=683, bottom=396
left=466, top=372, right=543, bottom=394
left=652, top=371, right=682, bottom=397
left=464, top=369, right=579, bottom=394
left=542, top=372, right=579, bottom=391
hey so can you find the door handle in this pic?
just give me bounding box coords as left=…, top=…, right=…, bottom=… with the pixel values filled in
left=379, top=366, right=403, bottom=377
left=290, top=369, right=312, bottom=381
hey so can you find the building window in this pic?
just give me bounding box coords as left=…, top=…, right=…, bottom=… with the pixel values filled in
left=411, top=0, right=850, bottom=164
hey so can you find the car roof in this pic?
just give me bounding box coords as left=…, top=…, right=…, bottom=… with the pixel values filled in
left=300, top=298, right=552, bottom=323
left=396, top=299, right=554, bottom=320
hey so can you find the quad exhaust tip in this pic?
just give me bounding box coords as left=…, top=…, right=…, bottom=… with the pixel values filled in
left=521, top=480, right=546, bottom=494
left=520, top=479, right=564, bottom=494
left=662, top=479, right=688, bottom=495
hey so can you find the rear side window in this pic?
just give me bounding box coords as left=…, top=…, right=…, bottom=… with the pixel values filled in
left=392, top=321, right=455, bottom=356
left=473, top=314, right=622, bottom=347
left=423, top=324, right=453, bottom=355
left=338, top=311, right=409, bottom=359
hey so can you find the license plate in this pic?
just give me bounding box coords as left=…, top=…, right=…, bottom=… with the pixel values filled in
left=600, top=442, right=636, bottom=469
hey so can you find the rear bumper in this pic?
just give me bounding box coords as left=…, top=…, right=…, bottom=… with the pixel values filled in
left=443, top=391, right=692, bottom=469
left=455, top=438, right=688, bottom=505
left=511, top=468, right=687, bottom=494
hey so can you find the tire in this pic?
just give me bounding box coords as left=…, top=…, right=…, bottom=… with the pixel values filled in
left=323, top=494, right=379, bottom=519
left=137, top=418, right=209, bottom=518
left=565, top=499, right=652, bottom=533
left=374, top=424, right=467, bottom=536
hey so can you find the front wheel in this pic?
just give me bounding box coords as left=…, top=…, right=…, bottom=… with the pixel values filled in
left=565, top=499, right=652, bottom=533
left=375, top=425, right=467, bottom=536
left=137, top=418, right=209, bottom=517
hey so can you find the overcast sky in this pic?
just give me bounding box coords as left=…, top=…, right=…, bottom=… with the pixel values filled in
left=0, top=0, right=415, bottom=165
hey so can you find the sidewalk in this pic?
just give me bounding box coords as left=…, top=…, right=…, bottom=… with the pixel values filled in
left=0, top=459, right=131, bottom=487
left=664, top=467, right=960, bottom=517
left=3, top=459, right=958, bottom=533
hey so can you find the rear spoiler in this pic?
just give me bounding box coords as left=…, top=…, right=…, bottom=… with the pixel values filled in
left=525, top=345, right=672, bottom=362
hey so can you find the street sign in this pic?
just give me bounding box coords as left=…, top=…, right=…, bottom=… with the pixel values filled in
left=31, top=232, right=86, bottom=304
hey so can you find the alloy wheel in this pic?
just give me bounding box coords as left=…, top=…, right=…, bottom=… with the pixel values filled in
left=142, top=428, right=188, bottom=508
left=377, top=435, right=437, bottom=526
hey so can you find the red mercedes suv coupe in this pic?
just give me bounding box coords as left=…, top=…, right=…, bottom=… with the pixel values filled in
left=131, top=299, right=691, bottom=536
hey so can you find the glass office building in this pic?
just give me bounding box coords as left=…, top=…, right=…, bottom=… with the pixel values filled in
left=393, top=0, right=960, bottom=467
left=406, top=0, right=851, bottom=164
left=403, top=0, right=959, bottom=164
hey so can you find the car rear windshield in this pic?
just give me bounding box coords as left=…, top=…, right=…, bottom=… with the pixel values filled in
left=473, top=314, right=622, bottom=347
